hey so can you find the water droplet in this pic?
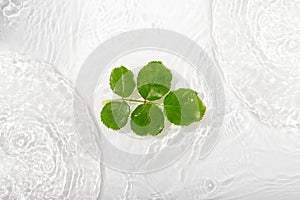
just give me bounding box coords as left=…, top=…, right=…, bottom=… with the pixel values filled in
left=203, top=178, right=218, bottom=193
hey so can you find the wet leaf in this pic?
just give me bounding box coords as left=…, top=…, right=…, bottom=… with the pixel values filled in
left=137, top=61, right=172, bottom=101
left=110, top=66, right=135, bottom=98
left=130, top=103, right=164, bottom=136
left=100, top=101, right=130, bottom=130
left=163, top=88, right=206, bottom=126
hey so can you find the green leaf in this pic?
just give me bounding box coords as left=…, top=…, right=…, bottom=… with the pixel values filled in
left=130, top=103, right=164, bottom=136
left=100, top=101, right=130, bottom=130
left=137, top=61, right=172, bottom=101
left=110, top=66, right=135, bottom=98
left=163, top=88, right=206, bottom=126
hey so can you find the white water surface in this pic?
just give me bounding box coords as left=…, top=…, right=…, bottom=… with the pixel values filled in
left=1, top=0, right=300, bottom=199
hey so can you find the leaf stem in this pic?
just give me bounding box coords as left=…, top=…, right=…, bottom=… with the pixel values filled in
left=102, top=98, right=163, bottom=106
left=121, top=98, right=146, bottom=103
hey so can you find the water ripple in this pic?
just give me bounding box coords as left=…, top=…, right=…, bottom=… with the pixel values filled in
left=212, top=0, right=300, bottom=130
left=0, top=51, right=101, bottom=199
